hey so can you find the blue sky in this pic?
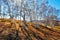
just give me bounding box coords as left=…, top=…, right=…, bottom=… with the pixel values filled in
left=48, top=0, right=60, bottom=18
left=0, top=0, right=60, bottom=20
left=39, top=0, right=60, bottom=18
left=39, top=0, right=60, bottom=9
left=48, top=0, right=60, bottom=9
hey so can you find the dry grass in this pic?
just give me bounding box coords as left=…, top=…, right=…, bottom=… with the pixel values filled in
left=0, top=18, right=60, bottom=40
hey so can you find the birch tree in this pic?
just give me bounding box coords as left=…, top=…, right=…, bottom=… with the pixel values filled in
left=0, top=0, right=1, bottom=11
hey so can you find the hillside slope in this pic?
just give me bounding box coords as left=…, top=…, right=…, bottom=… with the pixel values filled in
left=0, top=18, right=60, bottom=40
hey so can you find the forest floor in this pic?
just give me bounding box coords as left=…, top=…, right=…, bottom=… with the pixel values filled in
left=0, top=18, right=60, bottom=40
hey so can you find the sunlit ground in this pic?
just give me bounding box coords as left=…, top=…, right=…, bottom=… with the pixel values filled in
left=0, top=18, right=60, bottom=40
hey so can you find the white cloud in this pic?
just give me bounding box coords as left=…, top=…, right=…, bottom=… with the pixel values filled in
left=13, top=0, right=21, bottom=4
left=16, top=0, right=21, bottom=3
left=4, top=15, right=10, bottom=19
left=7, top=0, right=21, bottom=5
left=25, top=16, right=30, bottom=21
left=14, top=16, right=23, bottom=20
left=0, top=15, right=10, bottom=19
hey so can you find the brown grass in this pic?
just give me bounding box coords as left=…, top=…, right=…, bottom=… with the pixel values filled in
left=0, top=18, right=60, bottom=40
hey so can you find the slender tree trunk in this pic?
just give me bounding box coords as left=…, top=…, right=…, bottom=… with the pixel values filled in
left=23, top=12, right=26, bottom=29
